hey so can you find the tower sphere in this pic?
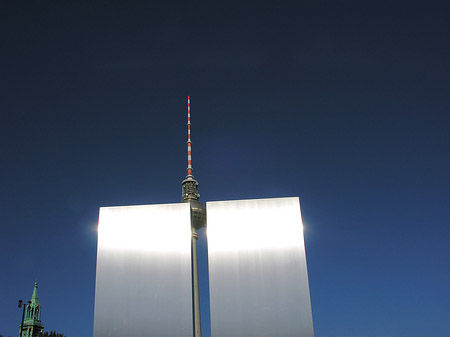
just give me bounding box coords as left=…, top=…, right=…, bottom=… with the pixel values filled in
left=181, top=176, right=206, bottom=230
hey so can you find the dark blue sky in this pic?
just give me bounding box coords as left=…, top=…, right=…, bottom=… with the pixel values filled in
left=1, top=1, right=449, bottom=336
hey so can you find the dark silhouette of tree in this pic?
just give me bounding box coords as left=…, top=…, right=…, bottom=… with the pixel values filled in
left=41, top=330, right=65, bottom=337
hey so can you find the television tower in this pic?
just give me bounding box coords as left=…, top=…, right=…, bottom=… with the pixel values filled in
left=181, top=96, right=206, bottom=337
left=93, top=96, right=314, bottom=337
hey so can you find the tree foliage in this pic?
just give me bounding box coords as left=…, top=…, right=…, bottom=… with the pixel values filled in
left=41, top=331, right=65, bottom=337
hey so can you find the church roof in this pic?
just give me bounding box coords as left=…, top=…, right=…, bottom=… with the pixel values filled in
left=31, top=281, right=39, bottom=306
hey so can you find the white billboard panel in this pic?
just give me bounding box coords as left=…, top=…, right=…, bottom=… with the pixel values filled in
left=93, top=203, right=193, bottom=337
left=207, top=197, right=314, bottom=337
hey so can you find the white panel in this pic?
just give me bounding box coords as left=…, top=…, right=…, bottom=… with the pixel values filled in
left=93, top=203, right=193, bottom=337
left=207, top=197, right=314, bottom=337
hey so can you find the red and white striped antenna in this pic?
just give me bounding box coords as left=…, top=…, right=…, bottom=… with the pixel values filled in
left=187, top=96, right=193, bottom=176
left=182, top=96, right=201, bottom=202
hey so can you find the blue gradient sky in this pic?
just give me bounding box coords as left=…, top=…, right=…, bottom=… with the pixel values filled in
left=1, top=1, right=449, bottom=336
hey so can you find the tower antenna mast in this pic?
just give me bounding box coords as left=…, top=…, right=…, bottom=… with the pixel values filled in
left=187, top=96, right=193, bottom=176
left=182, top=96, right=204, bottom=207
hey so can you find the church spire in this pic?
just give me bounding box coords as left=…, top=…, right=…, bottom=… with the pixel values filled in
left=31, top=281, right=39, bottom=305
left=21, top=281, right=44, bottom=337
left=25, top=282, right=41, bottom=322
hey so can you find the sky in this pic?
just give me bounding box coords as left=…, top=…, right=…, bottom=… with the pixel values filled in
left=1, top=1, right=449, bottom=336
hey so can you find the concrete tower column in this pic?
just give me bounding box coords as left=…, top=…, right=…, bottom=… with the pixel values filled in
left=192, top=228, right=201, bottom=337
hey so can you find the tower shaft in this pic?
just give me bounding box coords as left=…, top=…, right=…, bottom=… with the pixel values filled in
left=192, top=229, right=201, bottom=337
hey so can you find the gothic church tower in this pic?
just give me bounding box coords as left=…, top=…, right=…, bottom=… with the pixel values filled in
left=21, top=282, right=44, bottom=337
